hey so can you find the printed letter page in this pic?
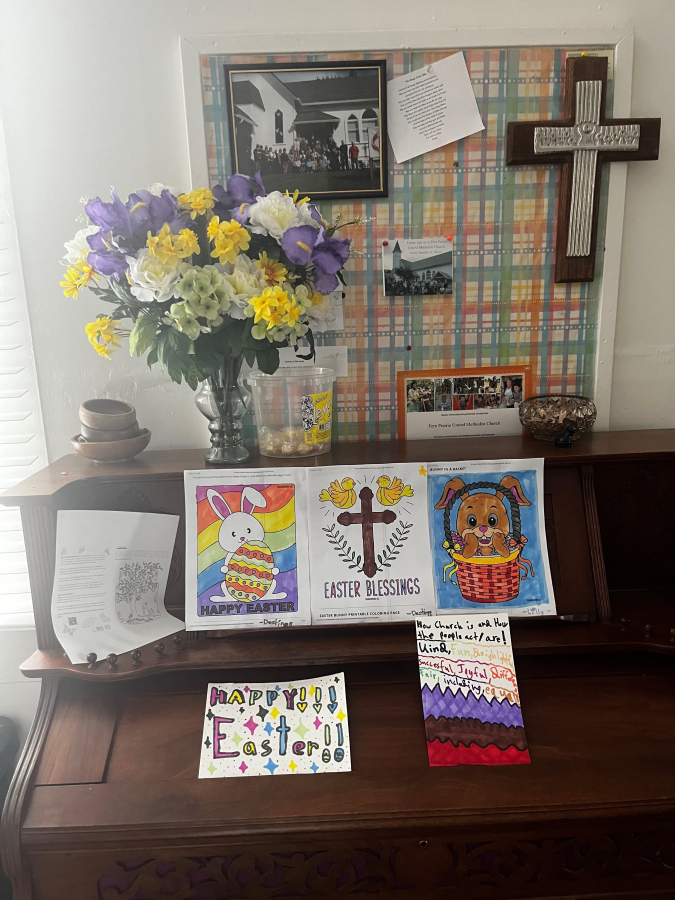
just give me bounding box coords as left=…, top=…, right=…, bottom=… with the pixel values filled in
left=52, top=510, right=182, bottom=664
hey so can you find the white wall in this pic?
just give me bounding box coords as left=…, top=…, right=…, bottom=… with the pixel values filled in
left=0, top=0, right=672, bottom=463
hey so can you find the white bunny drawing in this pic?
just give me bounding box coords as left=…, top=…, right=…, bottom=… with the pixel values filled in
left=206, top=486, right=287, bottom=601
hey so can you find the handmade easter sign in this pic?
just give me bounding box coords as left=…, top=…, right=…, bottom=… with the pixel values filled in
left=427, top=458, right=556, bottom=616
left=199, top=673, right=351, bottom=778
left=184, top=468, right=311, bottom=630
left=307, top=463, right=436, bottom=622
left=416, top=614, right=530, bottom=766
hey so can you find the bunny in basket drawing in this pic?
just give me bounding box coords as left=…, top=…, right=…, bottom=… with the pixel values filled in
left=206, top=487, right=287, bottom=603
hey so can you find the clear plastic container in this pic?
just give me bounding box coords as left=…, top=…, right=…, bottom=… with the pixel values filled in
left=247, top=367, right=335, bottom=458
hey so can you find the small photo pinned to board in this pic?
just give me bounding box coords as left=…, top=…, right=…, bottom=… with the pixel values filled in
left=382, top=237, right=453, bottom=296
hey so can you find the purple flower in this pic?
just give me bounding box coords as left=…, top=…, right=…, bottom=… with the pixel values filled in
left=86, top=232, right=128, bottom=279
left=307, top=204, right=324, bottom=228
left=212, top=174, right=266, bottom=221
left=311, top=235, right=351, bottom=275
left=312, top=267, right=339, bottom=294
left=281, top=225, right=319, bottom=266
left=85, top=188, right=185, bottom=250
left=85, top=190, right=132, bottom=239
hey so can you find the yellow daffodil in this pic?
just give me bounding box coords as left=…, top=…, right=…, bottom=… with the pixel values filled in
left=280, top=296, right=302, bottom=327
left=255, top=251, right=287, bottom=286
left=250, top=285, right=288, bottom=328
left=147, top=224, right=198, bottom=266
left=60, top=259, right=96, bottom=298
left=178, top=228, right=199, bottom=256
left=177, top=188, right=215, bottom=219
left=85, top=316, right=122, bottom=359
left=208, top=218, right=250, bottom=265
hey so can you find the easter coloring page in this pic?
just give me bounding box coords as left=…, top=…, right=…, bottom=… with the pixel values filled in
left=307, top=463, right=435, bottom=622
left=184, top=468, right=311, bottom=630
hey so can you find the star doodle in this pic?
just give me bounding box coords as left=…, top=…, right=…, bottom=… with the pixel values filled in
left=334, top=677, right=340, bottom=682
left=288, top=760, right=298, bottom=773
left=313, top=717, right=322, bottom=730
left=206, top=709, right=214, bottom=720
left=257, top=706, right=269, bottom=721
left=275, top=685, right=281, bottom=692
left=419, top=465, right=427, bottom=477
left=264, top=722, right=273, bottom=735
left=337, top=710, right=346, bottom=722
left=270, top=706, right=280, bottom=719
left=243, top=716, right=258, bottom=735
left=239, top=761, right=248, bottom=773
left=231, top=732, right=242, bottom=745
left=264, top=759, right=278, bottom=774
left=203, top=736, right=211, bottom=748
left=239, top=707, right=245, bottom=713
left=207, top=762, right=217, bottom=775
left=310, top=762, right=319, bottom=773
left=294, top=720, right=309, bottom=739
left=244, top=686, right=249, bottom=692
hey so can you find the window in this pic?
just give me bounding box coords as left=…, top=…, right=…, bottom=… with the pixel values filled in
left=274, top=110, right=283, bottom=144
left=362, top=108, right=378, bottom=137
left=347, top=114, right=359, bottom=143
left=0, top=115, right=48, bottom=628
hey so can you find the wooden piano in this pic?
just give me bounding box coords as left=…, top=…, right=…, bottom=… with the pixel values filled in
left=2, top=431, right=675, bottom=900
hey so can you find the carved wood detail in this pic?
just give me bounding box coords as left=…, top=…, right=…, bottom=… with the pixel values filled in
left=96, top=829, right=675, bottom=900
left=20, top=504, right=58, bottom=650
left=581, top=465, right=611, bottom=623
left=0, top=678, right=59, bottom=900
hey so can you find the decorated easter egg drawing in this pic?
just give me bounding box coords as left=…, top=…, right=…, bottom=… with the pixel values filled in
left=224, top=540, right=275, bottom=602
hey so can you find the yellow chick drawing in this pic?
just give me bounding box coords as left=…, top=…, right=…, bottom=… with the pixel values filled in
left=376, top=475, right=414, bottom=506
left=319, top=477, right=356, bottom=509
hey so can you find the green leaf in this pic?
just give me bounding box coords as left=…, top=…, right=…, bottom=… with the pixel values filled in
left=146, top=345, right=159, bottom=368
left=129, top=316, right=158, bottom=357
left=167, top=355, right=184, bottom=385
left=255, top=343, right=280, bottom=375
left=168, top=329, right=192, bottom=354
left=243, top=346, right=256, bottom=368
left=377, top=553, right=382, bottom=564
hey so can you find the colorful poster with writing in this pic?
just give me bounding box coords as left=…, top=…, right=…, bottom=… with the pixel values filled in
left=307, top=463, right=436, bottom=623
left=416, top=614, right=530, bottom=766
left=184, top=468, right=310, bottom=630
left=199, top=673, right=350, bottom=778
left=428, top=458, right=556, bottom=616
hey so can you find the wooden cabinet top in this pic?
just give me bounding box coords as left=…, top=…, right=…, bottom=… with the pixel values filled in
left=4, top=429, right=675, bottom=505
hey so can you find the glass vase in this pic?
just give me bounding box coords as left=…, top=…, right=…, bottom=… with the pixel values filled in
left=195, top=354, right=251, bottom=465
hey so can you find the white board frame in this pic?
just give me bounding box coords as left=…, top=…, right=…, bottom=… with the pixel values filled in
left=180, top=27, right=636, bottom=431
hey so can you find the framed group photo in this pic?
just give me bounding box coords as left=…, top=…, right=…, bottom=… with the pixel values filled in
left=397, top=366, right=532, bottom=441
left=223, top=59, right=388, bottom=200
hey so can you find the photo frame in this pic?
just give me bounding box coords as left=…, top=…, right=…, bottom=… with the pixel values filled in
left=397, top=366, right=532, bottom=442
left=222, top=59, right=388, bottom=200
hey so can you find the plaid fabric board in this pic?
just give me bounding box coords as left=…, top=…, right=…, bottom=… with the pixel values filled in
left=200, top=47, right=613, bottom=443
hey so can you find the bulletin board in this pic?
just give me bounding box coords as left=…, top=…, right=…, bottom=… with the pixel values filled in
left=197, top=45, right=614, bottom=442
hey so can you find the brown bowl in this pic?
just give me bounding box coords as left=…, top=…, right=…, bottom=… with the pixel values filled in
left=71, top=429, right=151, bottom=463
left=80, top=421, right=140, bottom=442
left=79, top=398, right=136, bottom=432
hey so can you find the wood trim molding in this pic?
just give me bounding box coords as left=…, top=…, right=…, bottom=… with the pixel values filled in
left=20, top=504, right=58, bottom=650
left=581, top=464, right=611, bottom=623
left=0, top=678, right=59, bottom=900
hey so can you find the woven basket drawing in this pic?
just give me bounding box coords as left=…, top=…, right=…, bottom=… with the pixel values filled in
left=450, top=548, right=523, bottom=603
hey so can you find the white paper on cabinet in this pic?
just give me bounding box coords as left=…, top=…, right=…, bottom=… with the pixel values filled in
left=307, top=463, right=436, bottom=622
left=52, top=510, right=182, bottom=664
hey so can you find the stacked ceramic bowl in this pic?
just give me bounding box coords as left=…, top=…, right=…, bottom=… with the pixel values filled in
left=72, top=399, right=151, bottom=463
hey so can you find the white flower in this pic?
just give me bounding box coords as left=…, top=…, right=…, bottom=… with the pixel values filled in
left=126, top=249, right=180, bottom=303
left=147, top=182, right=179, bottom=197
left=247, top=191, right=318, bottom=242
left=220, top=254, right=268, bottom=319
left=294, top=284, right=336, bottom=327
left=63, top=225, right=98, bottom=265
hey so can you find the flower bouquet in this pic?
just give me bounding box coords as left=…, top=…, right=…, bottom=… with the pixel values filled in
left=61, top=175, right=353, bottom=463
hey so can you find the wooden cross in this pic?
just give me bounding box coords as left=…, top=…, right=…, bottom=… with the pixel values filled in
left=337, top=487, right=396, bottom=579
left=507, top=56, right=660, bottom=282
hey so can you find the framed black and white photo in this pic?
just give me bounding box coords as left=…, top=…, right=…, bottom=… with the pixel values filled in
left=223, top=60, right=388, bottom=200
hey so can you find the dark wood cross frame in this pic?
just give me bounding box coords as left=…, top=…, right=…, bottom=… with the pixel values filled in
left=507, top=56, right=660, bottom=283
left=337, top=486, right=396, bottom=578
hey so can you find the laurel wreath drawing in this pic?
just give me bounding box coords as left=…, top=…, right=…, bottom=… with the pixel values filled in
left=322, top=521, right=412, bottom=573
